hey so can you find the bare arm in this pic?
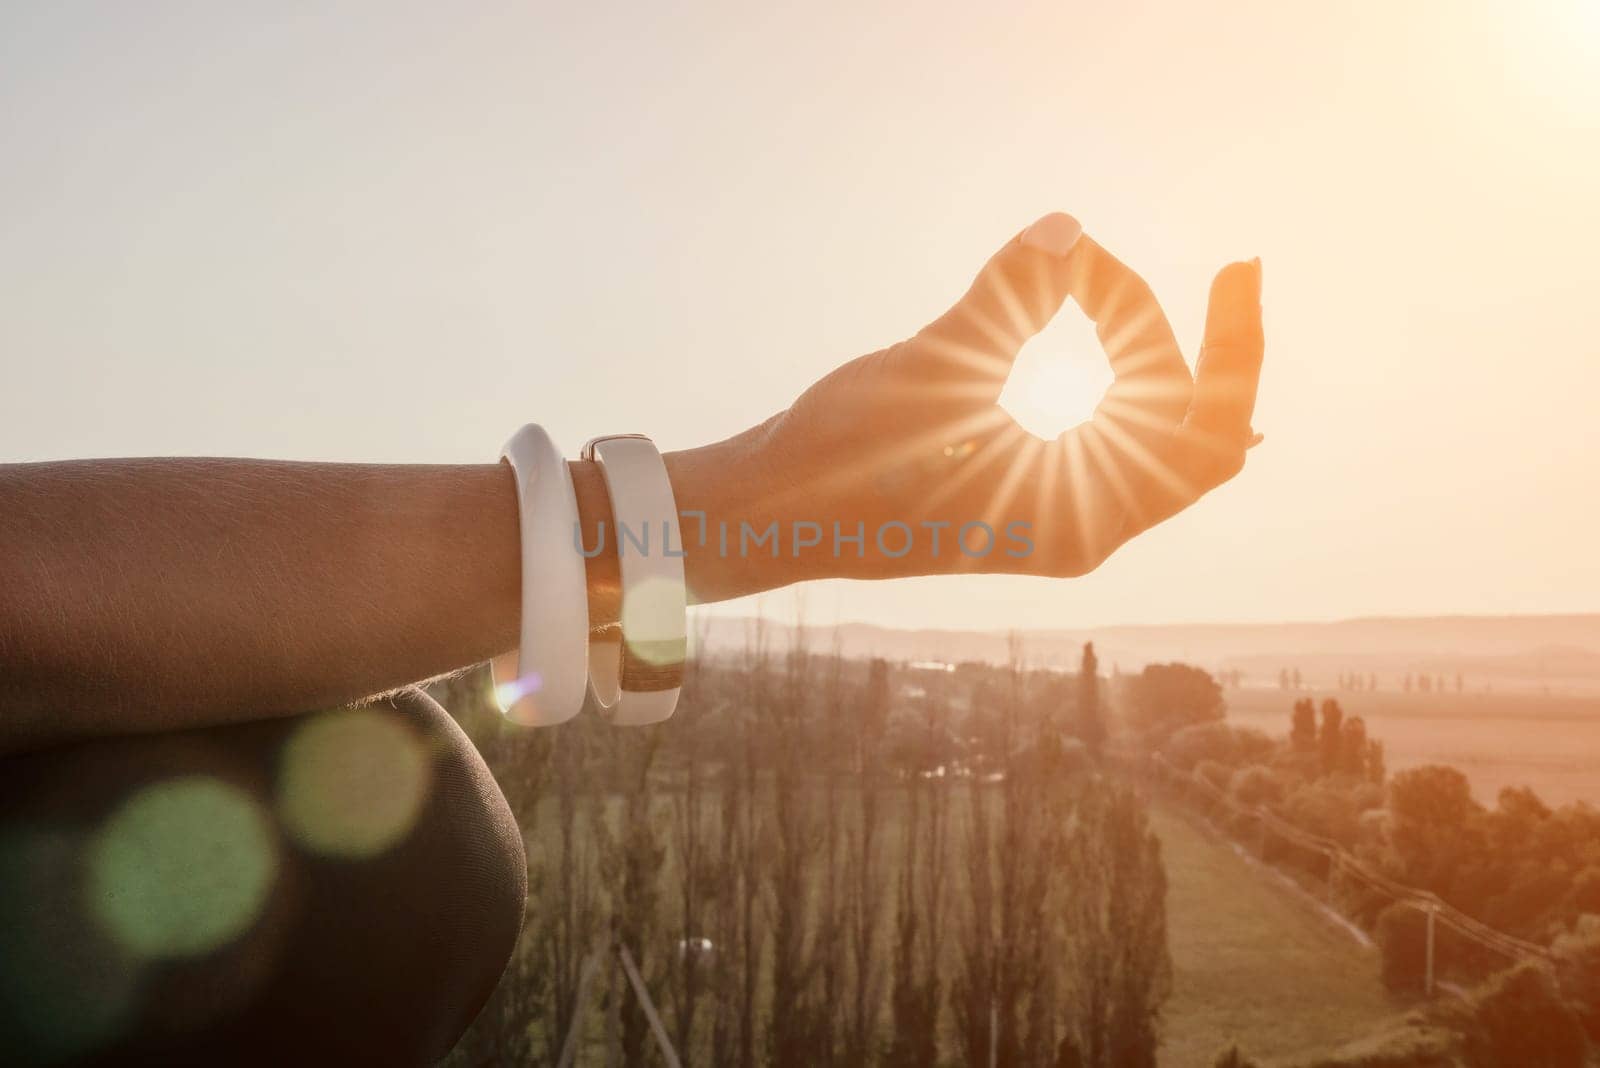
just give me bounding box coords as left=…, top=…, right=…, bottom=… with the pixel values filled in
left=0, top=448, right=757, bottom=754
left=0, top=459, right=520, bottom=752
left=0, top=214, right=1263, bottom=753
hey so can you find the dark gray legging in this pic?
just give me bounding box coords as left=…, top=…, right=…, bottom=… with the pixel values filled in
left=0, top=689, right=525, bottom=1066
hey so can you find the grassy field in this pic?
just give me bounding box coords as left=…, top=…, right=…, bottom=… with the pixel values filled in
left=1224, top=686, right=1600, bottom=807
left=1153, top=803, right=1398, bottom=1066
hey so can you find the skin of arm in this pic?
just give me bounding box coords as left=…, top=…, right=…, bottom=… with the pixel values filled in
left=0, top=456, right=696, bottom=752
left=0, top=213, right=1264, bottom=753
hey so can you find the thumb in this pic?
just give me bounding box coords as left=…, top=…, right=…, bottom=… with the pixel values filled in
left=912, top=212, right=1082, bottom=388
left=1185, top=257, right=1265, bottom=442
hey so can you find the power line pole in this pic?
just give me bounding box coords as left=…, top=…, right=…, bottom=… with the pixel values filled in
left=1424, top=904, right=1437, bottom=998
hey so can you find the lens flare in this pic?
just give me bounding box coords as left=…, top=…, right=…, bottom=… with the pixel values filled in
left=493, top=671, right=544, bottom=712
left=277, top=708, right=430, bottom=859
left=87, top=777, right=276, bottom=959
left=621, top=575, right=689, bottom=666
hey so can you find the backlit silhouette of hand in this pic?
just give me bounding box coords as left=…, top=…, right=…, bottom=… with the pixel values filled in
left=666, top=213, right=1263, bottom=600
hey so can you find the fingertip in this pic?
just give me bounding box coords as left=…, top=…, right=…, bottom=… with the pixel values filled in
left=1211, top=258, right=1260, bottom=297
left=923, top=212, right=1080, bottom=366
left=1019, top=212, right=1083, bottom=259
left=1205, top=259, right=1264, bottom=346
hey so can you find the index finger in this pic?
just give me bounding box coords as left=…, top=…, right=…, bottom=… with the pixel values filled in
left=1070, top=235, right=1194, bottom=433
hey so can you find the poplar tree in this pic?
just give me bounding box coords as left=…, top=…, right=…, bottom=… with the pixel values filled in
left=1078, top=642, right=1105, bottom=761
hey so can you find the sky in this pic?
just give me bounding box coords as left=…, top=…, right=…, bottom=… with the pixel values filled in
left=2, top=1, right=1598, bottom=632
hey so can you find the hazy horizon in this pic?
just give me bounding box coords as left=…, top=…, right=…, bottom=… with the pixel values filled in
left=704, top=606, right=1600, bottom=635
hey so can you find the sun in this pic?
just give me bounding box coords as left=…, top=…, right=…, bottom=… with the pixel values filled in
left=1501, top=0, right=1600, bottom=115
left=1573, top=0, right=1600, bottom=37
left=997, top=306, right=1113, bottom=440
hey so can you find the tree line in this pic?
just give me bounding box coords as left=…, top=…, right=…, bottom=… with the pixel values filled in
left=1144, top=684, right=1600, bottom=1064
left=439, top=634, right=1171, bottom=1067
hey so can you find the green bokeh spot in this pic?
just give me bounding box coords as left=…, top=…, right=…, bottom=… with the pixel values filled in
left=0, top=827, right=136, bottom=1060
left=277, top=708, right=429, bottom=859
left=87, top=777, right=276, bottom=959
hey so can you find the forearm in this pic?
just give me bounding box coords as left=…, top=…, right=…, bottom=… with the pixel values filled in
left=0, top=459, right=511, bottom=751
left=0, top=448, right=790, bottom=753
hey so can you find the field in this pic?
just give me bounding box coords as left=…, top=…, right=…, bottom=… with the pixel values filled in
left=1152, top=804, right=1397, bottom=1066
left=1224, top=687, right=1600, bottom=808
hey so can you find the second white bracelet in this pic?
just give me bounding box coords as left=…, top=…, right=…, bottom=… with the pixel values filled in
left=582, top=433, right=687, bottom=726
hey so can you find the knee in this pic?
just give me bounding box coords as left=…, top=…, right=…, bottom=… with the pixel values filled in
left=202, top=689, right=528, bottom=1064
left=0, top=689, right=528, bottom=1066
left=398, top=685, right=529, bottom=994
left=305, top=688, right=528, bottom=1063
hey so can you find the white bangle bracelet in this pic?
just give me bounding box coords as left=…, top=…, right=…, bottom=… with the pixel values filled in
left=581, top=434, right=687, bottom=726
left=491, top=424, right=590, bottom=726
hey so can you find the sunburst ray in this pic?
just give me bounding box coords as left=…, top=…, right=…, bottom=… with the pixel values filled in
left=1093, top=413, right=1195, bottom=502
left=920, top=421, right=1029, bottom=515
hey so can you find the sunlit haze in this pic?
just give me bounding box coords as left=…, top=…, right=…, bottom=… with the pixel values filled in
left=2, top=2, right=1597, bottom=631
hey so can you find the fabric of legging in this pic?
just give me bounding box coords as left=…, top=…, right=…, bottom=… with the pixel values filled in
left=0, top=688, right=526, bottom=1066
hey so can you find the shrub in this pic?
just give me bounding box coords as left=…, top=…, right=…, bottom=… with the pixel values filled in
left=1300, top=962, right=1586, bottom=1068
left=1387, top=766, right=1481, bottom=889
left=1165, top=722, right=1276, bottom=773
left=1565, top=864, right=1600, bottom=919
left=1232, top=727, right=1277, bottom=766
left=1282, top=781, right=1363, bottom=848
left=1553, top=914, right=1600, bottom=1044
left=1460, top=961, right=1586, bottom=1068
left=1480, top=862, right=1571, bottom=941
left=1165, top=722, right=1232, bottom=771
left=1347, top=781, right=1385, bottom=813
left=1229, top=764, right=1286, bottom=808
left=1272, top=744, right=1322, bottom=785
left=1129, top=662, right=1225, bottom=740
left=1357, top=808, right=1388, bottom=844
left=1376, top=902, right=1430, bottom=995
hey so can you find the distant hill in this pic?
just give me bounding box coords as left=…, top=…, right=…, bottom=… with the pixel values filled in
left=694, top=613, right=1600, bottom=694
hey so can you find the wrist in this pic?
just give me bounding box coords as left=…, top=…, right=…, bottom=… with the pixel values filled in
left=572, top=436, right=799, bottom=620
left=662, top=438, right=793, bottom=604
left=567, top=459, right=622, bottom=627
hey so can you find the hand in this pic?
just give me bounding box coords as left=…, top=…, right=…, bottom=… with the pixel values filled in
left=665, top=212, right=1264, bottom=602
